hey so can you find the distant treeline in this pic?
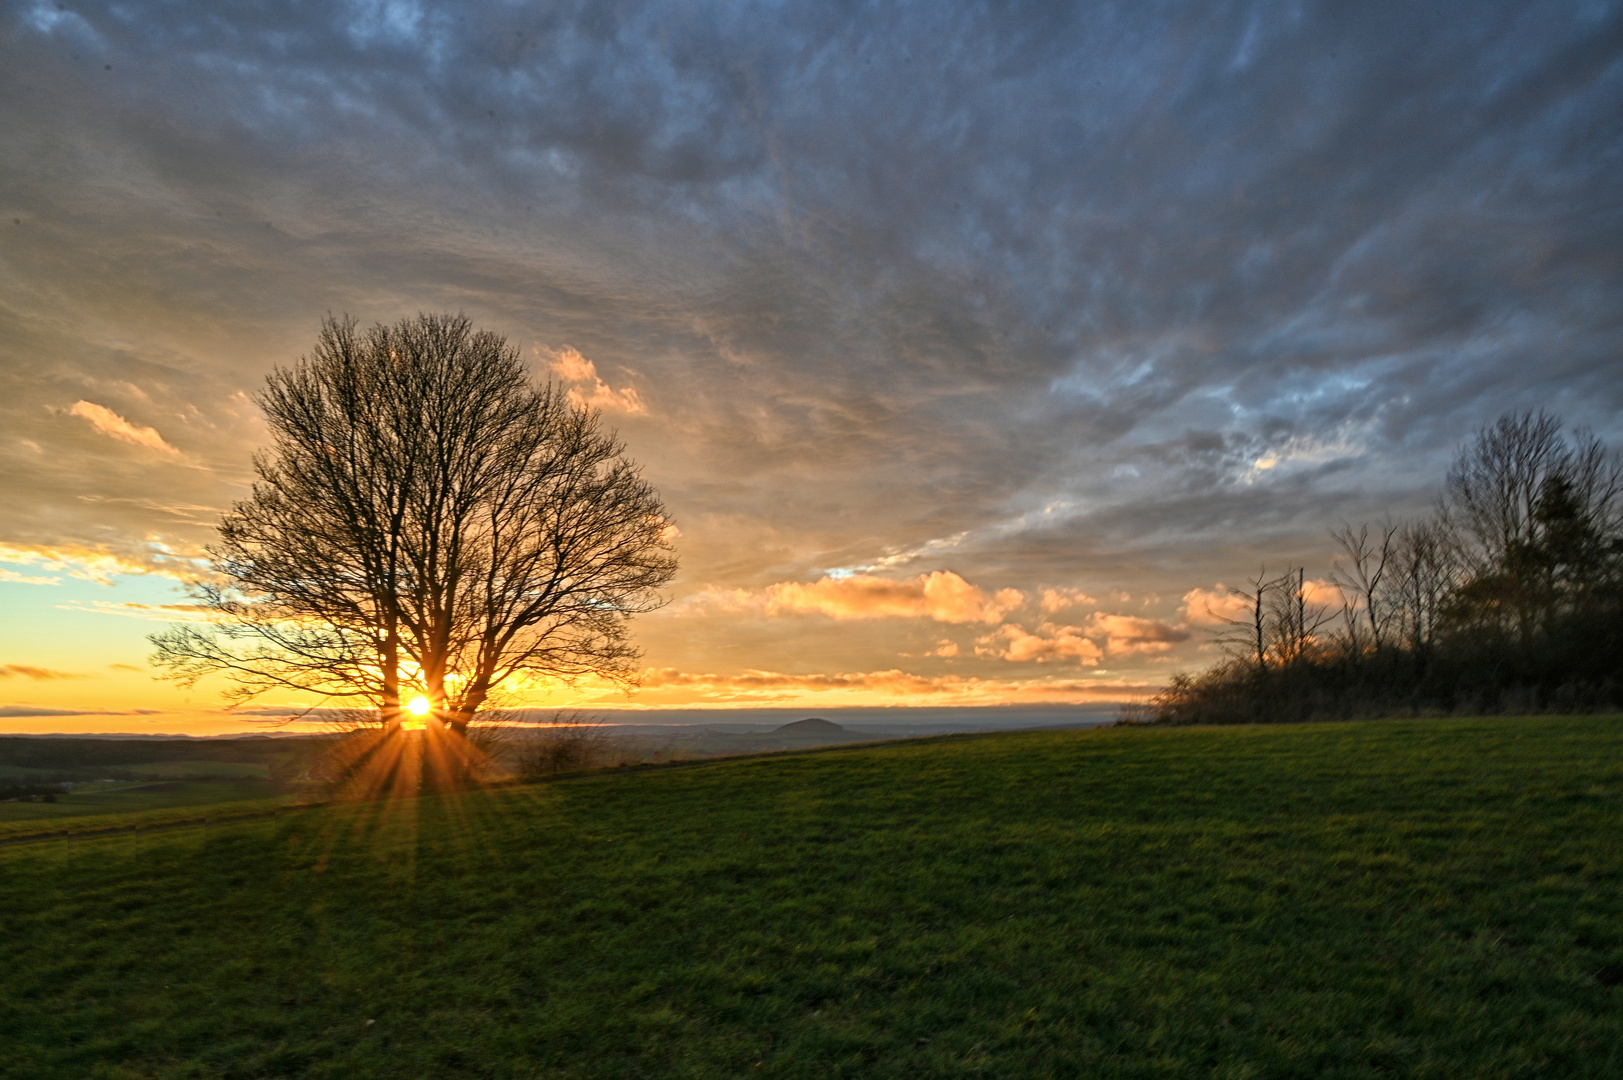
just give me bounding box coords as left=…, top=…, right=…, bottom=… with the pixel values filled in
left=1132, top=411, right=1623, bottom=724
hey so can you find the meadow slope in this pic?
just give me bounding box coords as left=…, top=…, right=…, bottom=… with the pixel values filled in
left=2, top=717, right=1621, bottom=1078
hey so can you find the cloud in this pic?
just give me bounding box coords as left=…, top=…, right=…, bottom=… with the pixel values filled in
left=1301, top=578, right=1347, bottom=610
left=668, top=587, right=761, bottom=616
left=977, top=623, right=1104, bottom=665
left=1181, top=586, right=1256, bottom=626
left=632, top=666, right=1146, bottom=705
left=0, top=568, right=60, bottom=585
left=69, top=401, right=181, bottom=456
left=979, top=614, right=1190, bottom=663
left=1085, top=614, right=1192, bottom=656
left=1180, top=579, right=1343, bottom=628
left=0, top=664, right=86, bottom=680
left=544, top=346, right=647, bottom=415
left=765, top=572, right=1023, bottom=625
left=1039, top=587, right=1096, bottom=614
left=0, top=543, right=192, bottom=585
left=56, top=600, right=217, bottom=622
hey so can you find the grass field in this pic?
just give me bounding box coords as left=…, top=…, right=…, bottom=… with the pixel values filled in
left=2, top=716, right=1620, bottom=1078
left=0, top=778, right=292, bottom=825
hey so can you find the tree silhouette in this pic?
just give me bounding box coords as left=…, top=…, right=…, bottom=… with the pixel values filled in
left=1138, top=410, right=1623, bottom=724
left=151, top=314, right=676, bottom=755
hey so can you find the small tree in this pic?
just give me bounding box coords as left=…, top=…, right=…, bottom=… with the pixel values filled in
left=151, top=314, right=676, bottom=764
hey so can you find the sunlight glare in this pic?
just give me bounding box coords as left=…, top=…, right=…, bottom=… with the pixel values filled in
left=402, top=694, right=431, bottom=729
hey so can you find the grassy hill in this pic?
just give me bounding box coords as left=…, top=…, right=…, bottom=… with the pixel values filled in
left=0, top=735, right=328, bottom=830
left=2, top=716, right=1620, bottom=1078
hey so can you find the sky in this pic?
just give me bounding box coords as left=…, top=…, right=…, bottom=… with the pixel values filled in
left=2, top=0, right=1620, bottom=734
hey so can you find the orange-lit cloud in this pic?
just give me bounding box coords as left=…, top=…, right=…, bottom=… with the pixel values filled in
left=1085, top=613, right=1191, bottom=655
left=1039, top=587, right=1096, bottom=613
left=627, top=666, right=1147, bottom=705
left=765, top=571, right=1022, bottom=624
left=0, top=663, right=86, bottom=680
left=668, top=586, right=760, bottom=616
left=0, top=542, right=189, bottom=584
left=1303, top=578, right=1347, bottom=609
left=977, top=623, right=1103, bottom=664
left=1180, top=580, right=1344, bottom=626
left=1181, top=585, right=1253, bottom=625
left=69, top=400, right=181, bottom=455
left=545, top=346, right=647, bottom=415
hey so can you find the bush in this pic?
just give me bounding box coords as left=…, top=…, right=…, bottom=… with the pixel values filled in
left=514, top=713, right=615, bottom=778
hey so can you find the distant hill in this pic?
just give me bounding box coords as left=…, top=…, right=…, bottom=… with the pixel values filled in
left=773, top=717, right=847, bottom=734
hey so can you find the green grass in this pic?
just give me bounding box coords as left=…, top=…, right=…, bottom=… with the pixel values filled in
left=131, top=759, right=275, bottom=779
left=0, top=762, right=269, bottom=782
left=0, top=778, right=293, bottom=827
left=2, top=716, right=1620, bottom=1078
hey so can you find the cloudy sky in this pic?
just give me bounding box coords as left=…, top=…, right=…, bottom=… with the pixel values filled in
left=2, top=0, right=1620, bottom=731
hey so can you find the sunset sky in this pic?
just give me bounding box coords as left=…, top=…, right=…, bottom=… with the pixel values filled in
left=2, top=1, right=1620, bottom=733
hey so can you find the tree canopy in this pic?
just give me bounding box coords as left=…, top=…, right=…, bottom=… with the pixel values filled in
left=151, top=313, right=677, bottom=742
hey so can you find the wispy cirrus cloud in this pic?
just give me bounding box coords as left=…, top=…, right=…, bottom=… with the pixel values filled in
left=0, top=664, right=87, bottom=680
left=0, top=567, right=60, bottom=585
left=69, top=401, right=181, bottom=456
left=55, top=599, right=216, bottom=622
left=0, top=543, right=195, bottom=585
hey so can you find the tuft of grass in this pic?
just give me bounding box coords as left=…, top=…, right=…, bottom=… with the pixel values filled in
left=1, top=715, right=1621, bottom=1078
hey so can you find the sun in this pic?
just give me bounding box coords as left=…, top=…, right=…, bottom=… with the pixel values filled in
left=402, top=694, right=431, bottom=729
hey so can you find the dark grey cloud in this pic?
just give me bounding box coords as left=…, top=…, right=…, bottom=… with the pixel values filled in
left=2, top=0, right=1619, bottom=616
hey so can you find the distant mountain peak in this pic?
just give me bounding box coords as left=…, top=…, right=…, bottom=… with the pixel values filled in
left=774, top=717, right=846, bottom=734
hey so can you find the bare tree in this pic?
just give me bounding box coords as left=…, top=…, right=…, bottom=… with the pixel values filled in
left=1330, top=520, right=1399, bottom=654
left=151, top=314, right=677, bottom=752
left=1267, top=566, right=1333, bottom=667
left=1389, top=517, right=1460, bottom=655
left=1212, top=566, right=1278, bottom=671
